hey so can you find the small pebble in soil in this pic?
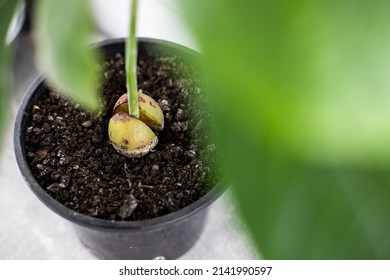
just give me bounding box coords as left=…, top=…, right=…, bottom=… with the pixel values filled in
left=81, top=120, right=92, bottom=128
left=118, top=194, right=138, bottom=219
left=150, top=164, right=160, bottom=177
left=175, top=108, right=185, bottom=121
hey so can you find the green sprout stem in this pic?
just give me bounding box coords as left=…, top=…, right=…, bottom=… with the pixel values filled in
left=126, top=0, right=139, bottom=118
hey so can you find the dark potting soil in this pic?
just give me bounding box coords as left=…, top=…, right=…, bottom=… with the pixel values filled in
left=24, top=51, right=220, bottom=221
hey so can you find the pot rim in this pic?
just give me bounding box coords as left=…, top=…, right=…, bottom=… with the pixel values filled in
left=14, top=37, right=226, bottom=231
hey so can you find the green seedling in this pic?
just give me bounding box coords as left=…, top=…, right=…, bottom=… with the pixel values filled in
left=108, top=0, right=164, bottom=158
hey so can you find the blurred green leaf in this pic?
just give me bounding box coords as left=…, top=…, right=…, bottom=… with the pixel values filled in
left=35, top=0, right=101, bottom=111
left=181, top=0, right=390, bottom=258
left=0, top=0, right=18, bottom=145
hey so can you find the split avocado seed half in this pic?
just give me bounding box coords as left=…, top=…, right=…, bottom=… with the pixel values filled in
left=108, top=91, right=164, bottom=158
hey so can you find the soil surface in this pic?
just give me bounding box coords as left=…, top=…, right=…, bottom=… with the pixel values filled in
left=24, top=51, right=220, bottom=221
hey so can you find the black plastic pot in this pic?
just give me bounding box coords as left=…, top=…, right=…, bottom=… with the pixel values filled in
left=14, top=38, right=225, bottom=260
